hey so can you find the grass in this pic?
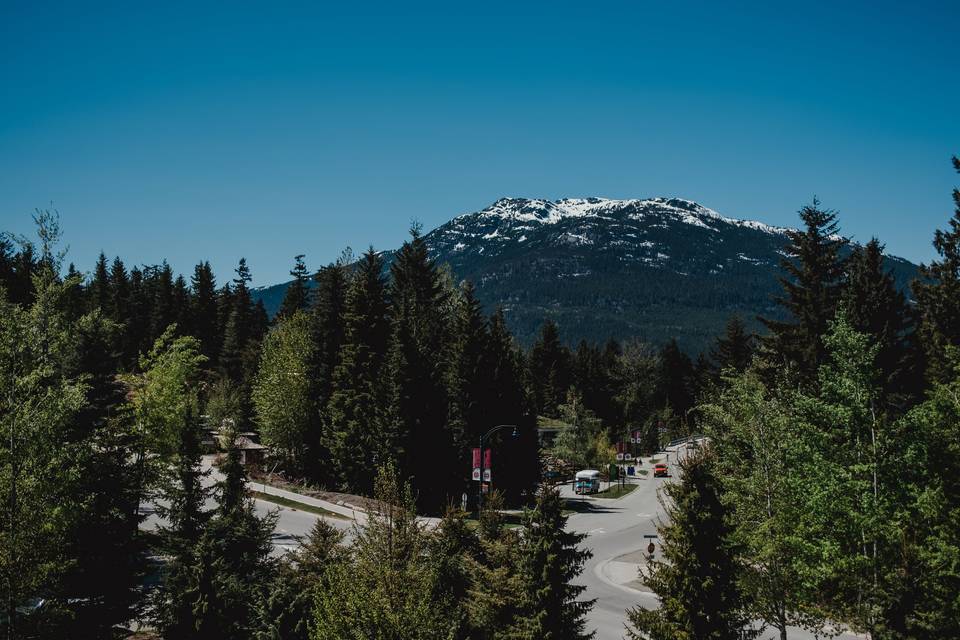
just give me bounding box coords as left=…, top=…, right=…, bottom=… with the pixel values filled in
left=252, top=491, right=349, bottom=520
left=595, top=483, right=637, bottom=499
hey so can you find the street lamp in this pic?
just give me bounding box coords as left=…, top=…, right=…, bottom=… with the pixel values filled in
left=477, top=424, right=518, bottom=514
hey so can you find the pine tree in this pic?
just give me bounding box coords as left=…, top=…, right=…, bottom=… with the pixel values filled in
left=913, top=156, right=960, bottom=384
left=256, top=519, right=345, bottom=640
left=385, top=226, right=455, bottom=511
left=192, top=425, right=278, bottom=640
left=123, top=266, right=148, bottom=366
left=277, top=254, right=311, bottom=320
left=447, top=281, right=491, bottom=497
left=220, top=258, right=254, bottom=384
left=150, top=262, right=177, bottom=343
left=305, top=259, right=349, bottom=481
left=312, top=464, right=456, bottom=639
left=151, top=407, right=213, bottom=639
left=760, top=199, right=847, bottom=381
left=191, top=261, right=220, bottom=365
left=325, top=249, right=390, bottom=492
left=655, top=339, right=695, bottom=421
left=509, top=487, right=594, bottom=640
left=486, top=308, right=539, bottom=505
left=626, top=450, right=753, bottom=640
left=466, top=491, right=525, bottom=639
left=108, top=256, right=130, bottom=327
left=529, top=319, right=572, bottom=418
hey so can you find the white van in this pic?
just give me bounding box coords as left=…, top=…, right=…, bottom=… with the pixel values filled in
left=574, top=469, right=601, bottom=495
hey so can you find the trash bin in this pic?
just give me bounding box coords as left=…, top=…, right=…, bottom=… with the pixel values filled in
left=627, top=465, right=635, bottom=476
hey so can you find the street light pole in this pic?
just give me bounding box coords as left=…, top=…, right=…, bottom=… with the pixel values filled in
left=477, top=424, right=518, bottom=515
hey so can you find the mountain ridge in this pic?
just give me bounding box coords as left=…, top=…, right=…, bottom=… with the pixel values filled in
left=254, top=197, right=919, bottom=353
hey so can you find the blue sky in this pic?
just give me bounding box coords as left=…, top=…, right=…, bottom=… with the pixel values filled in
left=1, top=0, right=957, bottom=286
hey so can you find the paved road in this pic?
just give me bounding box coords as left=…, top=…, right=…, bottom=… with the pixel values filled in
left=141, top=456, right=354, bottom=555
left=566, top=442, right=863, bottom=640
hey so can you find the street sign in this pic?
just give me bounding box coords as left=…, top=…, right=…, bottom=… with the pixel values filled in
left=483, top=468, right=491, bottom=482
left=461, top=493, right=468, bottom=511
left=647, top=542, right=655, bottom=555
left=472, top=448, right=481, bottom=481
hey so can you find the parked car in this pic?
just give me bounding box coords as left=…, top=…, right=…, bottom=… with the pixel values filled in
left=653, top=463, right=669, bottom=477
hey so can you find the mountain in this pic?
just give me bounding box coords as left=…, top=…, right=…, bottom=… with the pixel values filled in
left=253, top=197, right=919, bottom=353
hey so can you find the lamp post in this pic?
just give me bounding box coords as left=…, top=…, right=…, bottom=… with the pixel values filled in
left=477, top=424, right=518, bottom=514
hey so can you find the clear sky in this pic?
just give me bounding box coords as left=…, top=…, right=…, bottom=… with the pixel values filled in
left=1, top=1, right=957, bottom=286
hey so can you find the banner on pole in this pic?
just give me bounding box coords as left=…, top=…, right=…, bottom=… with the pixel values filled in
left=472, top=448, right=481, bottom=481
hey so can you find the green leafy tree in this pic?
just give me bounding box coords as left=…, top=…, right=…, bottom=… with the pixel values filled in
left=626, top=450, right=753, bottom=640
left=703, top=372, right=827, bottom=640
left=253, top=311, right=317, bottom=475
left=793, top=313, right=916, bottom=637
left=0, top=268, right=86, bottom=638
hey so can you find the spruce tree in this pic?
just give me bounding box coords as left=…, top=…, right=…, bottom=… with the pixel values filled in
left=842, top=238, right=915, bottom=407
left=626, top=449, right=753, bottom=640
left=277, top=254, right=311, bottom=320
left=90, top=250, right=111, bottom=312
left=711, top=315, right=755, bottom=377
left=509, top=487, right=594, bottom=640
left=914, top=155, right=960, bottom=384
left=760, top=199, right=847, bottom=381
left=325, top=249, right=390, bottom=492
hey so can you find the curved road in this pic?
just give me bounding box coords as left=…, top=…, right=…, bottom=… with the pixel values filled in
left=567, top=442, right=863, bottom=640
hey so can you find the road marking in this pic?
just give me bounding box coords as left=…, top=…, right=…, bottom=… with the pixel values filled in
left=636, top=513, right=651, bottom=519
left=587, top=528, right=606, bottom=536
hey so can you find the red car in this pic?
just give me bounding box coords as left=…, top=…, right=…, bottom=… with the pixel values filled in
left=653, top=463, right=669, bottom=477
